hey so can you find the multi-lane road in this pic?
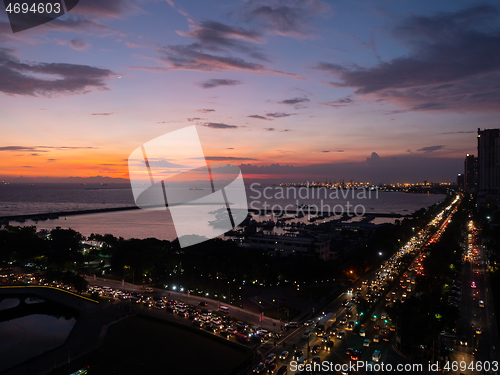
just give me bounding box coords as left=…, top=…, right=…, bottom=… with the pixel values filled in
left=453, top=220, right=499, bottom=374
left=254, top=196, right=465, bottom=374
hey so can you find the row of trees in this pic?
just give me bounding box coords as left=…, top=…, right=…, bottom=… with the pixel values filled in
left=0, top=196, right=453, bottom=301
left=0, top=226, right=83, bottom=271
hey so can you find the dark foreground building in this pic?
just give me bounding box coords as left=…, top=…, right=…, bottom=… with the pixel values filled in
left=477, top=128, right=500, bottom=207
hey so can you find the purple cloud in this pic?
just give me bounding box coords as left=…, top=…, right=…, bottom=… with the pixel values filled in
left=0, top=48, right=114, bottom=96
left=315, top=5, right=500, bottom=112
left=203, top=122, right=238, bottom=129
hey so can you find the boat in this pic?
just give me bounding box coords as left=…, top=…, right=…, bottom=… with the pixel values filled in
left=296, top=204, right=310, bottom=209
left=189, top=187, right=203, bottom=191
left=208, top=219, right=231, bottom=228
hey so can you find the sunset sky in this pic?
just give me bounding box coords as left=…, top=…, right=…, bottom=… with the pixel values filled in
left=1, top=0, right=499, bottom=183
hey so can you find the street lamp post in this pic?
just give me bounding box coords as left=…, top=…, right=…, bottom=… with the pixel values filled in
left=307, top=337, right=310, bottom=361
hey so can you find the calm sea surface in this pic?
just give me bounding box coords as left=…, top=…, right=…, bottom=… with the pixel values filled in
left=0, top=307, right=76, bottom=372
left=0, top=183, right=446, bottom=240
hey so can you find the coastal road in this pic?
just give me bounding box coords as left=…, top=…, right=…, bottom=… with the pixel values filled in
left=85, top=276, right=281, bottom=331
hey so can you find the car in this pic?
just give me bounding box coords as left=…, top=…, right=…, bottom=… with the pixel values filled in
left=345, top=348, right=353, bottom=356
left=471, top=282, right=476, bottom=288
left=373, top=324, right=380, bottom=330
left=204, top=324, right=217, bottom=333
left=267, top=363, right=278, bottom=374
left=350, top=349, right=361, bottom=361
left=330, top=327, right=338, bottom=336
left=322, top=334, right=331, bottom=343
left=293, top=350, right=304, bottom=360
left=459, top=335, right=468, bottom=346
left=257, top=329, right=270, bottom=338
left=265, top=353, right=276, bottom=365
left=252, top=334, right=264, bottom=343
left=304, top=320, right=313, bottom=326
left=199, top=301, right=208, bottom=306
left=347, top=321, right=355, bottom=330
left=382, top=335, right=390, bottom=342
left=312, top=356, right=321, bottom=365
left=312, top=345, right=321, bottom=354
left=339, top=317, right=347, bottom=324
left=372, top=350, right=381, bottom=362
left=479, top=300, right=484, bottom=308
left=359, top=328, right=366, bottom=337
left=253, top=363, right=266, bottom=374
left=337, top=331, right=345, bottom=339
left=285, top=322, right=298, bottom=328
left=363, top=339, right=371, bottom=347
left=279, top=351, right=289, bottom=360
left=324, top=340, right=334, bottom=351
left=276, top=365, right=288, bottom=375
left=476, top=327, right=482, bottom=335
left=373, top=335, right=380, bottom=343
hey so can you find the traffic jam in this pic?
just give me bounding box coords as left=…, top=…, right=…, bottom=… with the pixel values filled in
left=251, top=195, right=461, bottom=374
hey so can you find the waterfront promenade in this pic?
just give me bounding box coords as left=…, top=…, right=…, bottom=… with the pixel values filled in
left=0, top=283, right=279, bottom=375
left=0, top=286, right=127, bottom=375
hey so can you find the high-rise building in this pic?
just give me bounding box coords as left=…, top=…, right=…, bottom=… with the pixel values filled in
left=477, top=128, right=500, bottom=206
left=456, top=173, right=464, bottom=190
left=464, top=154, right=477, bottom=193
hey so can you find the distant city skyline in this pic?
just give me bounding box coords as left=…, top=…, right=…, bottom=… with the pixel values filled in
left=1, top=0, right=500, bottom=183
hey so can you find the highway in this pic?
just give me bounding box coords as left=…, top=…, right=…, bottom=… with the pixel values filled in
left=252, top=196, right=464, bottom=374
left=85, top=276, right=281, bottom=332
left=452, top=219, right=500, bottom=375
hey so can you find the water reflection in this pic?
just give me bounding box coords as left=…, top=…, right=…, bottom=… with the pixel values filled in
left=0, top=298, right=20, bottom=311
left=25, top=296, right=45, bottom=304
left=0, top=314, right=76, bottom=372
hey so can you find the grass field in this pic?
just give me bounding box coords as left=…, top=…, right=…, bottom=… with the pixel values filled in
left=50, top=315, right=251, bottom=375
